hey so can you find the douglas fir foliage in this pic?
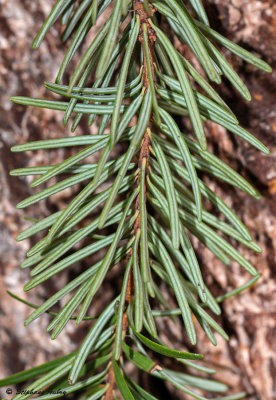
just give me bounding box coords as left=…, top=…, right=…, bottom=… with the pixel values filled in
left=1, top=0, right=272, bottom=399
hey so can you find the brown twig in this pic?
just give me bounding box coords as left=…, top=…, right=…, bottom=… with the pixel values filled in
left=131, top=0, right=156, bottom=313
left=105, top=362, right=116, bottom=400
left=134, top=0, right=157, bottom=88
left=104, top=3, right=156, bottom=397
left=133, top=0, right=156, bottom=235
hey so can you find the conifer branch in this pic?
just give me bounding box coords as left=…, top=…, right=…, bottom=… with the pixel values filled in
left=2, top=0, right=272, bottom=398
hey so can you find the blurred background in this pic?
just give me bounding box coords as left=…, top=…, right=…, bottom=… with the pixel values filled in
left=0, top=0, right=275, bottom=399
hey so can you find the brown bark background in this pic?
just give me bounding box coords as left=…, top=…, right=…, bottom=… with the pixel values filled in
left=0, top=1, right=275, bottom=399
